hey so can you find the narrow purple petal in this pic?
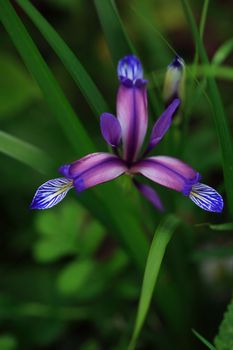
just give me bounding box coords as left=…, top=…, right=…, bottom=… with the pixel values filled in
left=130, top=156, right=200, bottom=194
left=30, top=178, right=73, bottom=210
left=60, top=153, right=123, bottom=178
left=134, top=181, right=164, bottom=211
left=189, top=183, right=223, bottom=213
left=117, top=83, right=148, bottom=162
left=117, top=55, right=143, bottom=85
left=73, top=157, right=127, bottom=192
left=59, top=152, right=127, bottom=192
left=145, top=98, right=180, bottom=155
left=100, top=113, right=122, bottom=147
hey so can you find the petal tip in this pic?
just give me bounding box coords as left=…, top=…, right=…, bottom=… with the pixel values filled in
left=117, top=54, right=143, bottom=84
left=169, top=55, right=185, bottom=69
left=100, top=113, right=121, bottom=147
left=59, top=164, right=70, bottom=178
left=189, top=183, right=224, bottom=213
left=30, top=178, right=72, bottom=210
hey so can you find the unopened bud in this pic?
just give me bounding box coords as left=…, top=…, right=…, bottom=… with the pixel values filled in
left=163, top=56, right=185, bottom=104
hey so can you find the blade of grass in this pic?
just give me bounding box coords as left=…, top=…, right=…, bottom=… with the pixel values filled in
left=199, top=0, right=210, bottom=39
left=127, top=214, right=180, bottom=350
left=214, top=297, right=233, bottom=350
left=0, top=0, right=94, bottom=155
left=192, top=330, right=216, bottom=350
left=94, top=0, right=135, bottom=66
left=16, top=0, right=108, bottom=117
left=0, top=0, right=149, bottom=269
left=212, top=38, right=233, bottom=66
left=181, top=0, right=233, bottom=218
left=0, top=130, right=51, bottom=174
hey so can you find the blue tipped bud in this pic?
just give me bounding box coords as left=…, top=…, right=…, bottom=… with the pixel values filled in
left=163, top=55, right=185, bottom=103
left=117, top=55, right=144, bottom=86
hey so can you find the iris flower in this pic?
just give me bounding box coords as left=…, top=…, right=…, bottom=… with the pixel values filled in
left=30, top=55, right=223, bottom=213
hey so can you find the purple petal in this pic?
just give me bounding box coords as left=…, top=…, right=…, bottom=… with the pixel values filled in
left=60, top=152, right=127, bottom=192
left=100, top=113, right=122, bottom=147
left=145, top=98, right=180, bottom=155
left=130, top=156, right=200, bottom=194
left=117, top=55, right=143, bottom=85
left=189, top=183, right=223, bottom=213
left=30, top=178, right=73, bottom=210
left=117, top=83, right=148, bottom=162
left=134, top=181, right=164, bottom=211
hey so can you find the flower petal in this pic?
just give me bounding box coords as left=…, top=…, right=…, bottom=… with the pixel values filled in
left=100, top=113, right=122, bottom=147
left=134, top=180, right=164, bottom=211
left=117, top=83, right=148, bottom=162
left=130, top=156, right=200, bottom=194
left=30, top=178, right=73, bottom=210
left=189, top=183, right=223, bottom=213
left=117, top=54, right=143, bottom=85
left=145, top=98, right=180, bottom=154
left=60, top=152, right=127, bottom=192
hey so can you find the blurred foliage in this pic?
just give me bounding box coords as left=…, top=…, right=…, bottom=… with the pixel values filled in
left=0, top=0, right=232, bottom=349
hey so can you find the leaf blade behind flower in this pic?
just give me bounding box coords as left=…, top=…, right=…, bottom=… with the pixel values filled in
left=16, top=0, right=108, bottom=117
left=128, top=214, right=180, bottom=350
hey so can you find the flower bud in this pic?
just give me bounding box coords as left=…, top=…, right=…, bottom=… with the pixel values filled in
left=163, top=56, right=185, bottom=104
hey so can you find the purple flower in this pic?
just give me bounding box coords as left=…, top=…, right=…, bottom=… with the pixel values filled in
left=30, top=55, right=223, bottom=213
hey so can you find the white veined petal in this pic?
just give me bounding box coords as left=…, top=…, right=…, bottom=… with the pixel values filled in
left=30, top=178, right=73, bottom=210
left=189, top=183, right=223, bottom=213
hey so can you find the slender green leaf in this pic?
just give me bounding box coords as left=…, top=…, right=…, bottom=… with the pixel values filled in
left=193, top=329, right=216, bottom=350
left=0, top=130, right=51, bottom=174
left=0, top=53, right=40, bottom=119
left=214, top=296, right=233, bottom=350
left=212, top=38, right=233, bottom=66
left=16, top=0, right=108, bottom=117
left=128, top=215, right=180, bottom=350
left=94, top=0, right=134, bottom=66
left=181, top=0, right=233, bottom=217
left=199, top=0, right=210, bottom=39
left=0, top=0, right=94, bottom=155
left=195, top=222, right=233, bottom=231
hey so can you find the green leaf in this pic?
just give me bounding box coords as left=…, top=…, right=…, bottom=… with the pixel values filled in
left=0, top=335, right=17, bottom=350
left=128, top=214, right=180, bottom=350
left=94, top=0, right=134, bottom=66
left=0, top=0, right=94, bottom=155
left=212, top=38, right=233, bottom=66
left=195, top=222, right=233, bottom=231
left=57, top=260, right=95, bottom=295
left=16, top=0, right=108, bottom=117
left=180, top=0, right=233, bottom=217
left=0, top=130, right=51, bottom=174
left=193, top=329, right=216, bottom=350
left=33, top=200, right=105, bottom=262
left=214, top=296, right=233, bottom=350
left=0, top=53, right=40, bottom=119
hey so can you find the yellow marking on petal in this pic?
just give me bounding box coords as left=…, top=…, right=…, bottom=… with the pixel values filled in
left=55, top=181, right=73, bottom=196
left=190, top=191, right=203, bottom=200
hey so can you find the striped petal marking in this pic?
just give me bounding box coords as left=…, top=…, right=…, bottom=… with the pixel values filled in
left=30, top=178, right=73, bottom=210
left=189, top=182, right=223, bottom=213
